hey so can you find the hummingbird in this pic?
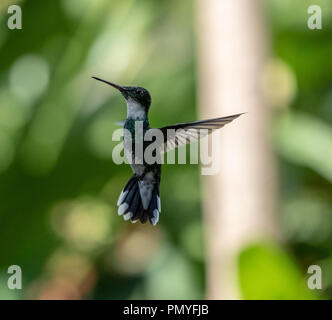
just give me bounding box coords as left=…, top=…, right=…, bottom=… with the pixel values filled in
left=92, top=76, right=243, bottom=226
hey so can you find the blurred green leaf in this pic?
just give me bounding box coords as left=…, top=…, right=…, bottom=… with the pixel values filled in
left=238, top=243, right=319, bottom=299
left=145, top=244, right=202, bottom=299
left=275, top=112, right=332, bottom=182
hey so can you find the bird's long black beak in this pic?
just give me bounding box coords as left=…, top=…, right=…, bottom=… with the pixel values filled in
left=92, top=76, right=124, bottom=92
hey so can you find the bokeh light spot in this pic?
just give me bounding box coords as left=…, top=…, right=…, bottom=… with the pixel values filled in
left=261, top=58, right=297, bottom=108
left=51, top=198, right=114, bottom=252
left=9, top=54, right=49, bottom=102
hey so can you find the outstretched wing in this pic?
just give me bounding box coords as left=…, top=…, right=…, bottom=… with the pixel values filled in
left=159, top=113, right=244, bottom=153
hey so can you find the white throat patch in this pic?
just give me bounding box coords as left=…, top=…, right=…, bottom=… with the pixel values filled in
left=126, top=97, right=146, bottom=120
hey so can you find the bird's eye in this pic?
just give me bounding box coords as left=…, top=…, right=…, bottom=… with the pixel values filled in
left=137, top=89, right=144, bottom=96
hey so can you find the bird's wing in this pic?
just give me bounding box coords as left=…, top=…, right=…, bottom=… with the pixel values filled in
left=159, top=113, right=244, bottom=153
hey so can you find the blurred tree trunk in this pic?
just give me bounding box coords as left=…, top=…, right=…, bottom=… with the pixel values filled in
left=197, top=0, right=279, bottom=299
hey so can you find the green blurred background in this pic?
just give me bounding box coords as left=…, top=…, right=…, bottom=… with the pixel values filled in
left=0, top=0, right=331, bottom=299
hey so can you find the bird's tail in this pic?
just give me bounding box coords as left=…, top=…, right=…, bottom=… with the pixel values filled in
left=117, top=175, right=161, bottom=225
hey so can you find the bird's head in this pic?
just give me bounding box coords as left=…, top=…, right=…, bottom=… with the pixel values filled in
left=92, top=77, right=151, bottom=111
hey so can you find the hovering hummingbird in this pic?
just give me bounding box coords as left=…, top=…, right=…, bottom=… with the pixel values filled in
left=92, top=76, right=243, bottom=226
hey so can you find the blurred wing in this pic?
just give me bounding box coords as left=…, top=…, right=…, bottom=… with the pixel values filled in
left=159, top=113, right=244, bottom=153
